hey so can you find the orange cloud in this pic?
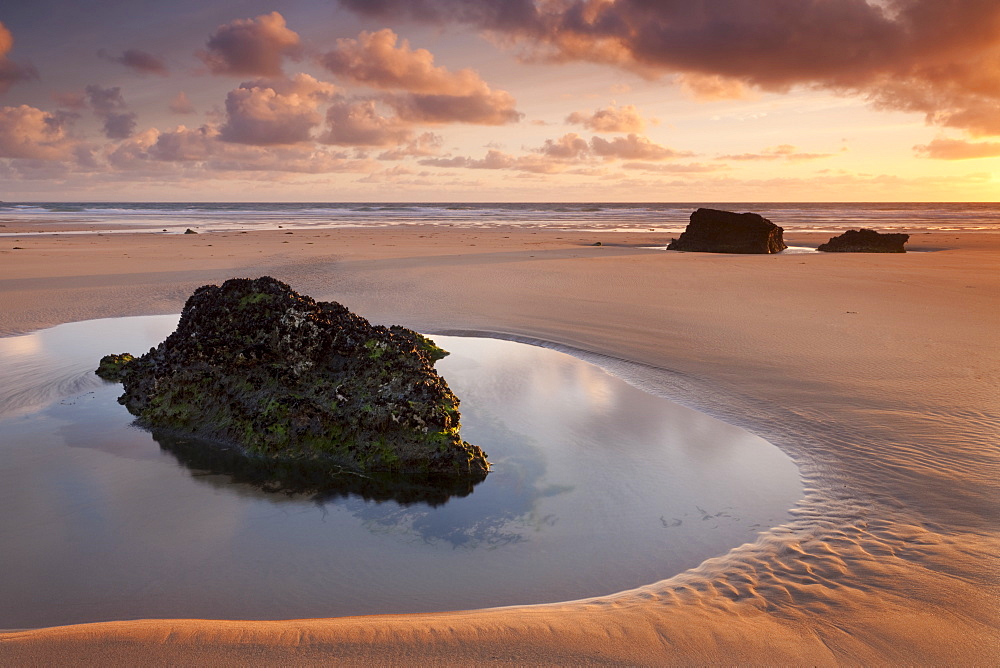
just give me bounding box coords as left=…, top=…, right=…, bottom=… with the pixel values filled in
left=537, top=132, right=590, bottom=159
left=169, top=92, right=196, bottom=114
left=622, top=162, right=723, bottom=173
left=219, top=74, right=336, bottom=145
left=913, top=138, right=1000, bottom=159
left=106, top=125, right=372, bottom=175
left=566, top=104, right=648, bottom=132
left=377, top=132, right=443, bottom=160
left=0, top=105, right=77, bottom=159
left=716, top=144, right=834, bottom=161
left=321, top=99, right=412, bottom=147
left=420, top=131, right=692, bottom=172
left=337, top=0, right=1000, bottom=136
left=321, top=29, right=486, bottom=95
left=420, top=149, right=567, bottom=173
left=321, top=29, right=521, bottom=126
left=382, top=89, right=521, bottom=125
left=199, top=12, right=301, bottom=77
left=590, top=133, right=692, bottom=161
left=676, top=73, right=752, bottom=101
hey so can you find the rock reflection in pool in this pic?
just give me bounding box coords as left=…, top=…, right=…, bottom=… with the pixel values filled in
left=0, top=318, right=803, bottom=629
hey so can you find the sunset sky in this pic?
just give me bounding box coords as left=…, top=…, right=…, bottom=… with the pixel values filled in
left=1, top=0, right=999, bottom=201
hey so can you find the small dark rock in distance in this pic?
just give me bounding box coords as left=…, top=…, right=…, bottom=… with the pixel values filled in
left=817, top=228, right=908, bottom=253
left=98, top=277, right=489, bottom=480
left=667, top=208, right=787, bottom=254
left=184, top=228, right=198, bottom=234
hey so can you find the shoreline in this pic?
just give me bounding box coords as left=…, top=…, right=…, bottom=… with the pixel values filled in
left=1, top=226, right=997, bottom=664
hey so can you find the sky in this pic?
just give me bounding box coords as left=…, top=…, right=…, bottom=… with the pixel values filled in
left=1, top=0, right=999, bottom=202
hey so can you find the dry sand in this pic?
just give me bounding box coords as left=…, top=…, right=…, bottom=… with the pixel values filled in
left=0, top=226, right=997, bottom=665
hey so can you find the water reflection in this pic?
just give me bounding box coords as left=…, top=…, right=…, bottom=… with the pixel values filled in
left=342, top=415, right=572, bottom=548
left=0, top=316, right=802, bottom=629
left=152, top=409, right=570, bottom=547
left=153, top=431, right=484, bottom=507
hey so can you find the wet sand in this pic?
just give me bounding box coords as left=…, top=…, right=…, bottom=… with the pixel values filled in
left=1, top=226, right=998, bottom=664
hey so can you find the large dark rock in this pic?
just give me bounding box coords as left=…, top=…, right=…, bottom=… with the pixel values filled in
left=99, top=277, right=489, bottom=480
left=667, top=208, right=787, bottom=254
left=817, top=228, right=908, bottom=253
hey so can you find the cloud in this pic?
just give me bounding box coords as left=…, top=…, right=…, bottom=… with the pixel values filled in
left=84, top=84, right=137, bottom=139
left=149, top=126, right=218, bottom=161
left=356, top=164, right=420, bottom=183
left=53, top=91, right=88, bottom=110
left=102, top=112, right=137, bottom=139
left=106, top=124, right=372, bottom=175
left=716, top=144, right=834, bottom=161
left=320, top=29, right=522, bottom=126
left=219, top=74, right=336, bottom=145
left=590, top=133, right=692, bottom=161
left=420, top=131, right=691, bottom=172
left=419, top=150, right=513, bottom=169
left=320, top=98, right=412, bottom=146
left=676, top=73, right=753, bottom=101
left=913, top=138, right=1000, bottom=159
left=0, top=21, right=37, bottom=95
left=622, top=161, right=723, bottom=173
left=321, top=28, right=487, bottom=94
left=382, top=89, right=521, bottom=125
left=84, top=84, right=127, bottom=114
left=336, top=0, right=1000, bottom=136
left=377, top=132, right=443, bottom=159
left=98, top=48, right=168, bottom=76
left=199, top=12, right=302, bottom=77
left=566, top=103, right=648, bottom=132
left=0, top=105, right=76, bottom=159
left=536, top=132, right=589, bottom=159
left=169, top=91, right=196, bottom=114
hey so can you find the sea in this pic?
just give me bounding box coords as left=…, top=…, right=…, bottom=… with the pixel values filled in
left=2, top=201, right=999, bottom=235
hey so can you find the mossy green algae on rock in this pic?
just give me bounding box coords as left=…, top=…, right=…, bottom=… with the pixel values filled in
left=95, top=353, right=135, bottom=381
left=100, top=277, right=489, bottom=479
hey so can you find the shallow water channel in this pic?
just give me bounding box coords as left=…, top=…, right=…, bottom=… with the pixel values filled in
left=0, top=316, right=802, bottom=629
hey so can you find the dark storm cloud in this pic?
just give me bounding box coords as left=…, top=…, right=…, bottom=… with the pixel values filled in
left=98, top=48, right=169, bottom=76
left=336, top=0, right=1000, bottom=136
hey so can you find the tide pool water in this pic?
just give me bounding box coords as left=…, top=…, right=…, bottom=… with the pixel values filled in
left=0, top=317, right=802, bottom=629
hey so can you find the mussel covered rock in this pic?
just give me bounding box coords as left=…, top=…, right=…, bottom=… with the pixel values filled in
left=99, top=277, right=489, bottom=480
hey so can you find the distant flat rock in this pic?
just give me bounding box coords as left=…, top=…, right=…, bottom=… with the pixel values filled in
left=668, top=208, right=787, bottom=254
left=818, top=229, right=908, bottom=253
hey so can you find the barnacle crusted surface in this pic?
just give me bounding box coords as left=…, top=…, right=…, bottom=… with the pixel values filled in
left=112, top=277, right=488, bottom=478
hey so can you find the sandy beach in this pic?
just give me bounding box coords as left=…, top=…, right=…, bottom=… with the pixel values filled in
left=0, top=225, right=997, bottom=665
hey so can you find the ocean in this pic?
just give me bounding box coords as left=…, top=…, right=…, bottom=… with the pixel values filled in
left=2, top=201, right=998, bottom=235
